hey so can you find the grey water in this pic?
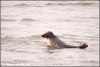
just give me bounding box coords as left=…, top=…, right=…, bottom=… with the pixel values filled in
left=1, top=1, right=99, bottom=66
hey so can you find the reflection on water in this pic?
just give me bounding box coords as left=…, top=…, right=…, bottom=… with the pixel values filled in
left=1, top=1, right=99, bottom=66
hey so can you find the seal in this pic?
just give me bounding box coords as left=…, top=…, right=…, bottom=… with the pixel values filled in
left=41, top=31, right=88, bottom=49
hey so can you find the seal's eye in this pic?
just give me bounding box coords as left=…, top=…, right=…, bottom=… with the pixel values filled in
left=45, top=34, right=50, bottom=37
left=46, top=34, right=48, bottom=36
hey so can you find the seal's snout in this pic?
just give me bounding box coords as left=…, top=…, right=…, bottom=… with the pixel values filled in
left=41, top=33, right=48, bottom=38
left=41, top=35, right=43, bottom=37
left=41, top=34, right=45, bottom=38
left=41, top=34, right=44, bottom=37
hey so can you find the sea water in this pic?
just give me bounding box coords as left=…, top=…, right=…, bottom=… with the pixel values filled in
left=1, top=1, right=99, bottom=66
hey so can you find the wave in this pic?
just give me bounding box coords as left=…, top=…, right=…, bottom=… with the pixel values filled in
left=20, top=18, right=37, bottom=22
left=1, top=35, right=41, bottom=41
left=1, top=36, right=15, bottom=42
left=19, top=35, right=41, bottom=39
left=68, top=2, right=95, bottom=6
left=1, top=19, right=17, bottom=21
left=45, top=1, right=98, bottom=6
left=14, top=3, right=31, bottom=7
left=1, top=1, right=32, bottom=7
left=1, top=2, right=45, bottom=7
left=45, top=2, right=66, bottom=6
left=1, top=33, right=99, bottom=41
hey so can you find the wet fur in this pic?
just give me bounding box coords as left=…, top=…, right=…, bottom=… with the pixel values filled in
left=41, top=31, right=88, bottom=49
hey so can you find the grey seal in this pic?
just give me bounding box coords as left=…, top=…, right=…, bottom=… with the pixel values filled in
left=41, top=31, right=88, bottom=49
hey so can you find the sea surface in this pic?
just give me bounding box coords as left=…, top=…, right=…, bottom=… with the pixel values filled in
left=1, top=1, right=99, bottom=66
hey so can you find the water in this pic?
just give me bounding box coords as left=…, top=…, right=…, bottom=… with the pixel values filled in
left=1, top=1, right=99, bottom=66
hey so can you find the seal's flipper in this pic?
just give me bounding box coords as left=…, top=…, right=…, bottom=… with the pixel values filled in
left=78, top=43, right=88, bottom=49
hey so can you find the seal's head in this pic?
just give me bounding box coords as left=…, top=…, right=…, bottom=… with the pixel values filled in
left=41, top=31, right=55, bottom=38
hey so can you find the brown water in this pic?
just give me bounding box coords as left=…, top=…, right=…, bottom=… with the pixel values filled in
left=1, top=1, right=99, bottom=66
